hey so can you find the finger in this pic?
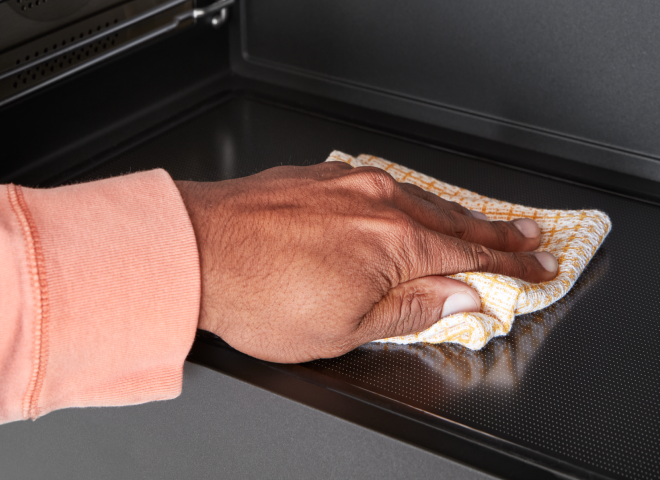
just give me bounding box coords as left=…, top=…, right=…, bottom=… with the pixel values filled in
left=399, top=182, right=471, bottom=217
left=451, top=214, right=543, bottom=252
left=356, top=276, right=481, bottom=343
left=392, top=227, right=558, bottom=284
left=395, top=185, right=542, bottom=252
left=399, top=182, right=489, bottom=222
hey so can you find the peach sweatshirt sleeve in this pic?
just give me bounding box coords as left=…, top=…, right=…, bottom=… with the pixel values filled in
left=0, top=169, right=200, bottom=424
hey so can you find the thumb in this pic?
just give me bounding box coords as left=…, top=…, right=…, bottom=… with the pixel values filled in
left=356, top=276, right=481, bottom=343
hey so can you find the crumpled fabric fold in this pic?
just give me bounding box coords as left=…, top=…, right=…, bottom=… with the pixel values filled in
left=326, top=151, right=611, bottom=350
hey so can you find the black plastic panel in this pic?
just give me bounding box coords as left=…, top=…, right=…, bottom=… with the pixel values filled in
left=234, top=0, right=660, bottom=182
left=59, top=97, right=659, bottom=480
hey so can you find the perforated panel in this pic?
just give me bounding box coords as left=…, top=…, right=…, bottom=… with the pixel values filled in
left=8, top=0, right=90, bottom=20
left=71, top=97, right=660, bottom=480
left=0, top=0, right=192, bottom=106
left=8, top=21, right=122, bottom=92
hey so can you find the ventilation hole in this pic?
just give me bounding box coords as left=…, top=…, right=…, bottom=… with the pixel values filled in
left=70, top=37, right=75, bottom=42
left=94, top=47, right=98, bottom=53
left=25, top=55, right=30, bottom=61
left=114, top=19, right=118, bottom=24
left=43, top=48, right=48, bottom=53
left=97, top=26, right=101, bottom=31
left=40, top=70, right=45, bottom=76
left=68, top=59, right=72, bottom=64
left=14, top=82, right=18, bottom=89
left=88, top=29, right=92, bottom=35
left=35, top=0, right=39, bottom=5
left=53, top=44, right=57, bottom=50
left=105, top=22, right=109, bottom=27
left=59, top=62, right=63, bottom=68
left=32, top=74, right=36, bottom=80
left=50, top=66, right=54, bottom=72
left=77, top=55, right=81, bottom=60
left=26, top=69, right=30, bottom=74
left=111, top=40, right=115, bottom=46
left=23, top=78, right=27, bottom=84
left=79, top=33, right=84, bottom=39
left=15, top=59, right=20, bottom=65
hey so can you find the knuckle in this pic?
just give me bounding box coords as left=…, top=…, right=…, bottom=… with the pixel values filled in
left=491, top=221, right=514, bottom=246
left=449, top=210, right=471, bottom=239
left=446, top=200, right=468, bottom=214
left=472, top=244, right=493, bottom=272
left=512, top=252, right=533, bottom=277
left=479, top=248, right=533, bottom=278
left=500, top=252, right=529, bottom=276
left=352, top=167, right=397, bottom=198
left=396, top=288, right=428, bottom=333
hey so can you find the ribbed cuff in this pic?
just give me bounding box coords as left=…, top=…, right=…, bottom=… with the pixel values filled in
left=15, top=169, right=200, bottom=419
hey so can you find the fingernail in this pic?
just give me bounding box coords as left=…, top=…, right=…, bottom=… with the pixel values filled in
left=470, top=210, right=489, bottom=221
left=534, top=252, right=558, bottom=273
left=513, top=218, right=540, bottom=238
left=441, top=293, right=480, bottom=318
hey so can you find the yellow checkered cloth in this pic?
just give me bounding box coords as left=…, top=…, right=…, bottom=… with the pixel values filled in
left=326, top=151, right=612, bottom=350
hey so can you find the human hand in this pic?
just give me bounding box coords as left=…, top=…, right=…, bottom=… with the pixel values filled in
left=175, top=162, right=557, bottom=363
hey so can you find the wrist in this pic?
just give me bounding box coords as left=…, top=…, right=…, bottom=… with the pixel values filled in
left=174, top=180, right=229, bottom=336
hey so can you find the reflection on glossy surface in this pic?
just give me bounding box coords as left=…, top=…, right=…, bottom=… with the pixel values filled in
left=77, top=98, right=658, bottom=479
left=310, top=248, right=609, bottom=398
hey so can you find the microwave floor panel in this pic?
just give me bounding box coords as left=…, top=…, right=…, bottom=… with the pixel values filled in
left=72, top=96, right=660, bottom=480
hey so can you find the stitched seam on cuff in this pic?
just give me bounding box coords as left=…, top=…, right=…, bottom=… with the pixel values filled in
left=7, top=185, right=50, bottom=420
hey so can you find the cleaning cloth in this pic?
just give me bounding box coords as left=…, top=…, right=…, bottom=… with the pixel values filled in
left=326, top=151, right=612, bottom=350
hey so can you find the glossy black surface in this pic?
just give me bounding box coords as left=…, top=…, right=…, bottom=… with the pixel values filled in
left=60, top=96, right=659, bottom=480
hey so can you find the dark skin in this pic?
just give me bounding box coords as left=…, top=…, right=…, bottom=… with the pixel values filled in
left=175, top=161, right=557, bottom=363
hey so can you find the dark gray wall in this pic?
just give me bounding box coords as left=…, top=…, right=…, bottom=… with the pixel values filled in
left=234, top=0, right=660, bottom=182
